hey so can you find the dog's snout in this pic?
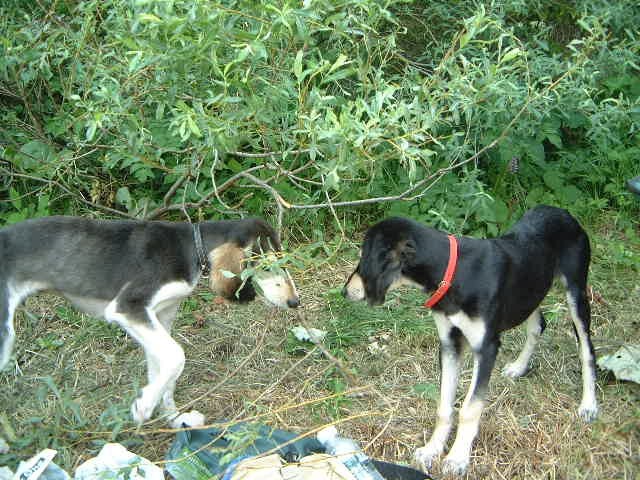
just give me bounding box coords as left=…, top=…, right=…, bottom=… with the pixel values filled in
left=287, top=297, right=300, bottom=308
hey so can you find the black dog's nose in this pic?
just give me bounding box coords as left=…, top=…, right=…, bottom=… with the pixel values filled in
left=287, top=297, right=300, bottom=308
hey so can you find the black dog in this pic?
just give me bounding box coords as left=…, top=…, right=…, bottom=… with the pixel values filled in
left=343, top=205, right=598, bottom=475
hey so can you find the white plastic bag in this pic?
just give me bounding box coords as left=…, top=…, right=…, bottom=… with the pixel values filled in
left=13, top=449, right=70, bottom=480
left=74, top=443, right=163, bottom=480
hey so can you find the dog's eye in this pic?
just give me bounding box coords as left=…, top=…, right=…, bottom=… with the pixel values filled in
left=275, top=282, right=282, bottom=287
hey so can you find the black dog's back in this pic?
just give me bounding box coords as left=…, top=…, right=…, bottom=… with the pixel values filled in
left=506, top=205, right=590, bottom=259
left=516, top=205, right=591, bottom=286
left=486, top=206, right=590, bottom=332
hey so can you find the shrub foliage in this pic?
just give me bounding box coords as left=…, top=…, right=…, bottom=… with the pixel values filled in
left=1, top=0, right=638, bottom=236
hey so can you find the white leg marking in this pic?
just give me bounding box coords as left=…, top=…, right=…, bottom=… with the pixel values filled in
left=449, top=311, right=486, bottom=351
left=343, top=272, right=365, bottom=301
left=441, top=313, right=490, bottom=475
left=156, top=302, right=180, bottom=333
left=442, top=398, right=484, bottom=475
left=0, top=324, right=15, bottom=371
left=441, top=349, right=486, bottom=475
left=415, top=313, right=459, bottom=472
left=566, top=292, right=598, bottom=421
left=149, top=281, right=193, bottom=311
left=104, top=295, right=187, bottom=425
left=148, top=281, right=208, bottom=426
left=0, top=291, right=17, bottom=370
left=503, top=310, right=543, bottom=378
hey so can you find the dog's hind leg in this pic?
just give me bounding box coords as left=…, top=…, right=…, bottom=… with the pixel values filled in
left=566, top=285, right=598, bottom=421
left=502, top=309, right=546, bottom=378
left=415, top=313, right=463, bottom=472
left=560, top=237, right=598, bottom=422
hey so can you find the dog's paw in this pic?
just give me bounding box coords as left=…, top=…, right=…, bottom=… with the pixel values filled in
left=442, top=454, right=469, bottom=476
left=502, top=361, right=528, bottom=379
left=169, top=410, right=206, bottom=429
left=578, top=402, right=598, bottom=423
left=131, top=396, right=156, bottom=425
left=414, top=444, right=443, bottom=472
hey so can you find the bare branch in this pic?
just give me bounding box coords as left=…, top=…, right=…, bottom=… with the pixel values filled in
left=1, top=168, right=137, bottom=219
left=144, top=164, right=266, bottom=220
left=239, top=172, right=290, bottom=232
left=163, top=170, right=191, bottom=207
left=231, top=148, right=312, bottom=158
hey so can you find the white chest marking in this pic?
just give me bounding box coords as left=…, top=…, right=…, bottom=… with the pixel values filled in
left=148, top=281, right=193, bottom=310
left=449, top=312, right=486, bottom=351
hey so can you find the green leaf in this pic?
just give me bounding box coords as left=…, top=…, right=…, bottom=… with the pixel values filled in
left=9, top=187, right=22, bottom=210
left=115, top=187, right=131, bottom=208
left=187, top=117, right=202, bottom=138
left=501, top=47, right=522, bottom=63
left=543, top=170, right=564, bottom=192
left=293, top=49, right=304, bottom=81
left=328, top=54, right=350, bottom=74
left=137, top=13, right=162, bottom=23
left=155, top=102, right=165, bottom=120
left=459, top=32, right=471, bottom=49
left=413, top=382, right=439, bottom=400
left=227, top=159, right=244, bottom=173
left=86, top=121, right=97, bottom=142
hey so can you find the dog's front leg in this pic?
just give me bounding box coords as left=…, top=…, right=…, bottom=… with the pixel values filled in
left=152, top=303, right=206, bottom=428
left=415, top=313, right=462, bottom=472
left=130, top=317, right=187, bottom=425
left=442, top=338, right=498, bottom=475
left=105, top=301, right=187, bottom=425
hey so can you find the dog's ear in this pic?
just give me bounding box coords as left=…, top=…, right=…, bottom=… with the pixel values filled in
left=396, top=238, right=416, bottom=264
left=250, top=219, right=282, bottom=253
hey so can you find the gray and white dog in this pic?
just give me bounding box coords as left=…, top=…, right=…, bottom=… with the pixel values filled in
left=0, top=216, right=299, bottom=434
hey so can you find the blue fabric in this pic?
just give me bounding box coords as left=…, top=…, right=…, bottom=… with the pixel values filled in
left=166, top=422, right=324, bottom=479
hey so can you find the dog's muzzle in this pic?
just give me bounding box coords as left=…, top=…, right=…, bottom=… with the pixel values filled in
left=287, top=297, right=300, bottom=308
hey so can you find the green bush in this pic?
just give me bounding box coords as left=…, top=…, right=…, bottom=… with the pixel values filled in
left=1, top=0, right=638, bottom=236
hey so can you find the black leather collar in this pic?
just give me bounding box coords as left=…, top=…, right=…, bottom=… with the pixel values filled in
left=192, top=223, right=210, bottom=277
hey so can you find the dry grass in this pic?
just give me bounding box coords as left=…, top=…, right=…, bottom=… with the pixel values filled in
left=1, top=233, right=639, bottom=479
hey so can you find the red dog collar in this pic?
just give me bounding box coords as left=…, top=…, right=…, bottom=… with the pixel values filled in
left=424, top=235, right=458, bottom=308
